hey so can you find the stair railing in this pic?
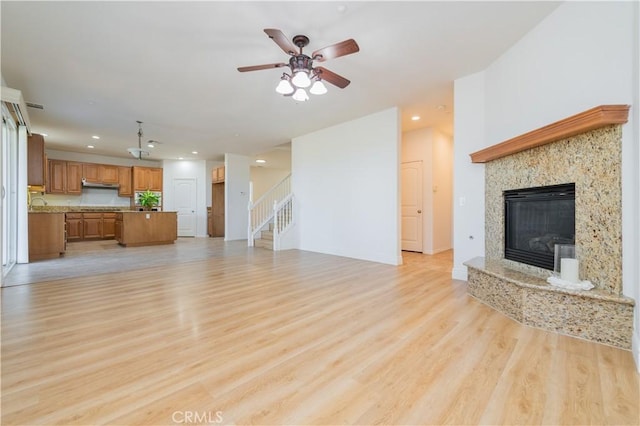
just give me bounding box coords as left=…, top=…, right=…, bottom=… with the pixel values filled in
left=272, top=193, right=294, bottom=251
left=247, top=173, right=291, bottom=246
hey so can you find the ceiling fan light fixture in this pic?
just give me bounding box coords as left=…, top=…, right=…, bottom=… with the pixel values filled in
left=291, top=70, right=311, bottom=88
left=309, top=80, right=327, bottom=95
left=292, top=88, right=309, bottom=102
left=275, top=77, right=294, bottom=95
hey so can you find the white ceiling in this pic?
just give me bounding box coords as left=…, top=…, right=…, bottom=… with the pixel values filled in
left=1, top=1, right=559, bottom=166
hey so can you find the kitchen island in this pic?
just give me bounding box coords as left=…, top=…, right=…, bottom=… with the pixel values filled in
left=115, top=211, right=177, bottom=247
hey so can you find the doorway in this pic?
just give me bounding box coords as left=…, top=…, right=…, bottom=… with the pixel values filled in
left=173, top=178, right=197, bottom=237
left=1, top=105, right=18, bottom=282
left=401, top=161, right=423, bottom=252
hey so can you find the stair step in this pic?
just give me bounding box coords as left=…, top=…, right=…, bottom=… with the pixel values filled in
left=269, top=222, right=274, bottom=231
left=261, top=230, right=273, bottom=240
left=254, top=238, right=273, bottom=250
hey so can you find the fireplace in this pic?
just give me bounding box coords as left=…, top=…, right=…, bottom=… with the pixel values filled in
left=504, top=183, right=575, bottom=270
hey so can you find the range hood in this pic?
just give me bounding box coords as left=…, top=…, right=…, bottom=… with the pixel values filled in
left=81, top=178, right=119, bottom=189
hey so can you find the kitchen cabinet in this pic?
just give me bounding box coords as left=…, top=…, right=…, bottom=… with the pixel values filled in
left=212, top=182, right=225, bottom=237
left=90, top=164, right=119, bottom=184
left=82, top=213, right=103, bottom=239
left=118, top=167, right=133, bottom=197
left=116, top=212, right=177, bottom=247
left=83, top=163, right=119, bottom=184
left=133, top=166, right=163, bottom=191
left=100, top=165, right=119, bottom=184
left=212, top=166, right=225, bottom=183
left=103, top=213, right=116, bottom=238
left=66, top=213, right=83, bottom=241
left=66, top=212, right=119, bottom=241
left=28, top=212, right=65, bottom=261
left=47, top=160, right=67, bottom=194
left=27, top=133, right=46, bottom=186
left=66, top=162, right=83, bottom=194
left=47, top=160, right=82, bottom=194
left=82, top=163, right=100, bottom=182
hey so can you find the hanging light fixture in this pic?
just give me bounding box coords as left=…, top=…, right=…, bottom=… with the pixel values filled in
left=127, top=120, right=150, bottom=159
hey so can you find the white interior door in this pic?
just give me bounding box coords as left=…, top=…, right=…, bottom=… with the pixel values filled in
left=401, top=161, right=423, bottom=252
left=173, top=178, right=197, bottom=237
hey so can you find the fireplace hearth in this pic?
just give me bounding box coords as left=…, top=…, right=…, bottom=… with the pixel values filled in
left=504, top=183, right=575, bottom=270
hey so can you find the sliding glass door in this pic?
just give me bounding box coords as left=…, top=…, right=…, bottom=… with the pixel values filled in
left=1, top=104, right=18, bottom=281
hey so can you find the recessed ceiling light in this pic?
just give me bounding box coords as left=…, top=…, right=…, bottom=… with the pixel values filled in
left=92, top=135, right=100, bottom=140
left=87, top=145, right=94, bottom=149
left=41, top=133, right=48, bottom=137
left=411, top=115, right=421, bottom=121
left=255, top=159, right=266, bottom=163
left=147, top=143, right=154, bottom=148
left=191, top=151, right=198, bottom=155
left=178, top=157, right=184, bottom=160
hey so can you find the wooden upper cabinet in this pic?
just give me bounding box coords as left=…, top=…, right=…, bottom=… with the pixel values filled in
left=100, top=165, right=119, bottom=184
left=27, top=133, right=46, bottom=186
left=47, top=159, right=67, bottom=194
left=148, top=168, right=163, bottom=191
left=212, top=166, right=225, bottom=183
left=133, top=166, right=163, bottom=191
left=83, top=163, right=119, bottom=184
left=118, top=167, right=133, bottom=197
left=66, top=162, right=83, bottom=194
left=82, top=163, right=100, bottom=183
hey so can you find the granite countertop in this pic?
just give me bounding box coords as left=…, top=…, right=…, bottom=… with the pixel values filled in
left=29, top=206, right=133, bottom=213
left=464, top=256, right=635, bottom=305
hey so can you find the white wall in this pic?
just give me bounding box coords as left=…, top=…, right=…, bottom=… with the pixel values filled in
left=401, top=127, right=453, bottom=254
left=292, top=107, right=401, bottom=265
left=224, top=153, right=250, bottom=241
left=162, top=160, right=208, bottom=237
left=452, top=72, right=486, bottom=280
left=452, top=1, right=639, bottom=368
left=250, top=167, right=290, bottom=201
left=432, top=130, right=453, bottom=253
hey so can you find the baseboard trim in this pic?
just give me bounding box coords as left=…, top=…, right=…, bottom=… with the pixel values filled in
left=452, top=266, right=468, bottom=281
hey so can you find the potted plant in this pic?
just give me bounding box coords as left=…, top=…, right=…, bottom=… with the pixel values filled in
left=138, top=190, right=160, bottom=210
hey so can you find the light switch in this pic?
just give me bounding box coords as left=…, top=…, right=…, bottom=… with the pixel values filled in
left=459, top=197, right=466, bottom=206
left=146, top=213, right=150, bottom=219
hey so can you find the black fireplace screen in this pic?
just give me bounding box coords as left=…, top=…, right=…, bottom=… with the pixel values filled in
left=504, top=183, right=575, bottom=270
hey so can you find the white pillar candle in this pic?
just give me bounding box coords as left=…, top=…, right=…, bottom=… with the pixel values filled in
left=561, top=258, right=580, bottom=283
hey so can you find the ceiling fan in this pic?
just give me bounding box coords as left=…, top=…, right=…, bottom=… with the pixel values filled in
left=238, top=29, right=360, bottom=101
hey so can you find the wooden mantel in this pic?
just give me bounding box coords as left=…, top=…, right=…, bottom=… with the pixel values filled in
left=470, top=105, right=630, bottom=163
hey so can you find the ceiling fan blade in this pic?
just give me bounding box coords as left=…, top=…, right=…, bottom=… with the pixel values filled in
left=315, top=67, right=350, bottom=89
left=264, top=28, right=298, bottom=55
left=237, top=63, right=287, bottom=72
left=312, top=39, right=359, bottom=62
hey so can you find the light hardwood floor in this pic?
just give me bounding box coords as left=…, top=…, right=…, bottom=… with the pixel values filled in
left=1, top=239, right=638, bottom=425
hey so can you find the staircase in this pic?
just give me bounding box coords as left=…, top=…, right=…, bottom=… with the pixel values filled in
left=248, top=174, right=294, bottom=251
left=253, top=223, right=274, bottom=250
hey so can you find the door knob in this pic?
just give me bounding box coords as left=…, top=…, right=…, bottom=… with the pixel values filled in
left=417, top=210, right=422, bottom=213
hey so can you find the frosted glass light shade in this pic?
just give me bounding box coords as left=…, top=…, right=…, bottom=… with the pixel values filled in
left=275, top=79, right=294, bottom=95
left=291, top=71, right=311, bottom=88
left=292, top=88, right=309, bottom=102
left=309, top=80, right=327, bottom=95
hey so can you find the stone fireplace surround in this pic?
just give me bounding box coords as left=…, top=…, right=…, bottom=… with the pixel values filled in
left=464, top=105, right=635, bottom=349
